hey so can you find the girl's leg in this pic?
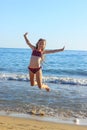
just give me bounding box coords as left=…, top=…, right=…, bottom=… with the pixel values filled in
left=29, top=70, right=37, bottom=86
left=36, top=69, right=50, bottom=92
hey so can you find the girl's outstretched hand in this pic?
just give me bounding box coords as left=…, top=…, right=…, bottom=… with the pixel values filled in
left=24, top=32, right=28, bottom=37
left=62, top=46, right=65, bottom=51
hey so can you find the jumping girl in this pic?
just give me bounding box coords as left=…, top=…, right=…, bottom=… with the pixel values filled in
left=24, top=32, right=65, bottom=92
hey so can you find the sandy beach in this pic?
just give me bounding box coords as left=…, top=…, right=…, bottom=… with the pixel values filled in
left=0, top=116, right=86, bottom=130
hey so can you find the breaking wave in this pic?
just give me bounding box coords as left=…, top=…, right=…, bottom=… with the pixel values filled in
left=0, top=73, right=87, bottom=86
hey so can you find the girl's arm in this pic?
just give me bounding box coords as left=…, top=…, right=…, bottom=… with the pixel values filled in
left=44, top=46, right=65, bottom=54
left=24, top=32, right=35, bottom=50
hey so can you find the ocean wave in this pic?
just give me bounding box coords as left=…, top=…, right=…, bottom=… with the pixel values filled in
left=43, top=76, right=87, bottom=86
left=0, top=73, right=87, bottom=86
left=43, top=68, right=87, bottom=77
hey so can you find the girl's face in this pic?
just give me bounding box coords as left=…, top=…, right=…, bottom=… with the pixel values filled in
left=37, top=40, right=46, bottom=50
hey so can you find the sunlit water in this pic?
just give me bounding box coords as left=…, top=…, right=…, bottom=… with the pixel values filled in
left=0, top=48, right=87, bottom=123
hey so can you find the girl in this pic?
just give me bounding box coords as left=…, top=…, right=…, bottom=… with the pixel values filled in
left=24, top=32, right=65, bottom=92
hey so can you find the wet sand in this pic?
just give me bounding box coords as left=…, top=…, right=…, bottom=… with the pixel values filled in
left=0, top=116, right=87, bottom=130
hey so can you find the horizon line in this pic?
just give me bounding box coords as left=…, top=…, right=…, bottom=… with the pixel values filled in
left=0, top=47, right=87, bottom=51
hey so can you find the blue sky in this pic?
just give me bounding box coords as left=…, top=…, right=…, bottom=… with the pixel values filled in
left=0, top=0, right=87, bottom=50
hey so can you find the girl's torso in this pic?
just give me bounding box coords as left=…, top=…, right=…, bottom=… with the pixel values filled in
left=29, top=49, right=43, bottom=68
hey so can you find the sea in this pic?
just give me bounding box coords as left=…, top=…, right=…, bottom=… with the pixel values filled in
left=0, top=48, right=87, bottom=125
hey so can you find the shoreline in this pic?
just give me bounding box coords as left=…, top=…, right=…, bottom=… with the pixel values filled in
left=0, top=111, right=87, bottom=126
left=0, top=115, right=87, bottom=130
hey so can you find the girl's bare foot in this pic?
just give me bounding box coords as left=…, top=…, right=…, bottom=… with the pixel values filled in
left=42, top=84, right=50, bottom=92
left=45, top=87, right=50, bottom=92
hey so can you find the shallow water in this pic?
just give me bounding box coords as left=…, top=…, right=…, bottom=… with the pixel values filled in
left=0, top=80, right=87, bottom=120
left=0, top=48, right=87, bottom=123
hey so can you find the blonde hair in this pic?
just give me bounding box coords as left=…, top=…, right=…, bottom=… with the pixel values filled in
left=36, top=38, right=46, bottom=51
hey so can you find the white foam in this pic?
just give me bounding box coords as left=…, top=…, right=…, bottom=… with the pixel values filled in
left=0, top=73, right=87, bottom=86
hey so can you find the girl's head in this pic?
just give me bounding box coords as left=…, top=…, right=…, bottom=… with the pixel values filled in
left=36, top=39, right=46, bottom=51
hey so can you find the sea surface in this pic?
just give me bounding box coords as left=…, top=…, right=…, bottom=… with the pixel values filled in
left=0, top=48, right=87, bottom=124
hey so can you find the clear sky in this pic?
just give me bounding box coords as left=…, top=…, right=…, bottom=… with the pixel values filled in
left=0, top=0, right=87, bottom=50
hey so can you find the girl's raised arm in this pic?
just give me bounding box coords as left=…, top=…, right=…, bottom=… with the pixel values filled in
left=44, top=46, right=65, bottom=54
left=24, top=32, right=35, bottom=50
